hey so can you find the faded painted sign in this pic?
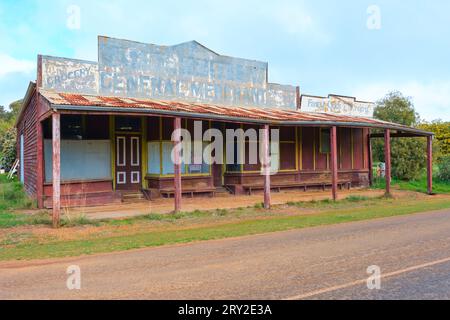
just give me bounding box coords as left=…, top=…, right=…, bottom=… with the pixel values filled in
left=39, top=36, right=297, bottom=109
left=41, top=56, right=98, bottom=95
left=98, top=37, right=296, bottom=108
left=300, top=95, right=375, bottom=118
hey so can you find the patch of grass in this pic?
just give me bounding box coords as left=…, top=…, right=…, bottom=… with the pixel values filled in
left=372, top=176, right=450, bottom=194
left=60, top=214, right=100, bottom=227
left=345, top=195, right=370, bottom=202
left=2, top=196, right=450, bottom=261
left=0, top=176, right=34, bottom=210
left=253, top=202, right=264, bottom=209
left=0, top=210, right=52, bottom=228
left=287, top=194, right=380, bottom=210
left=0, top=174, right=37, bottom=228
left=0, top=212, right=28, bottom=228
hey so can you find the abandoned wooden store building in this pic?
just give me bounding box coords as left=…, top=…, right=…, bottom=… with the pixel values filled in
left=15, top=36, right=433, bottom=226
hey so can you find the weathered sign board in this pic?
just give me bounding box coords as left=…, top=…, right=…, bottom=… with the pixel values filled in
left=41, top=56, right=98, bottom=95
left=39, top=36, right=297, bottom=109
left=300, top=95, right=375, bottom=118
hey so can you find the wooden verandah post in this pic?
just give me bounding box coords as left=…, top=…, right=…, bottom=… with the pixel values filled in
left=262, top=124, right=271, bottom=209
left=173, top=117, right=182, bottom=213
left=384, top=129, right=391, bottom=196
left=427, top=135, right=433, bottom=195
left=52, top=112, right=61, bottom=228
left=330, top=126, right=338, bottom=201
left=368, top=130, right=373, bottom=187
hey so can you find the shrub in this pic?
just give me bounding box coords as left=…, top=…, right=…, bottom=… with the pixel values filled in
left=438, top=156, right=450, bottom=182
left=0, top=127, right=17, bottom=171
left=372, top=92, right=427, bottom=181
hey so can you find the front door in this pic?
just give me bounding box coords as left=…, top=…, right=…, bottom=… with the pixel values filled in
left=115, top=135, right=141, bottom=191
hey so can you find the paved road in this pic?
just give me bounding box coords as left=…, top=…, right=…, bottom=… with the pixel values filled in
left=2, top=209, right=450, bottom=299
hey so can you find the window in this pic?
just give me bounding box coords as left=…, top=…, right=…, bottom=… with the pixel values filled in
left=147, top=118, right=210, bottom=176
left=187, top=142, right=210, bottom=174
left=320, top=128, right=331, bottom=154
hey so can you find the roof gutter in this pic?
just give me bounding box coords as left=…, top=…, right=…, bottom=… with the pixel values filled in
left=51, top=104, right=434, bottom=137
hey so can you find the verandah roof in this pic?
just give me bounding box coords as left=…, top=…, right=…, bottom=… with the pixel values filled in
left=39, top=89, right=433, bottom=137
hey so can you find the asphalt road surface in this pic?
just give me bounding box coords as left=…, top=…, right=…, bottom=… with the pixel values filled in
left=2, top=208, right=450, bottom=300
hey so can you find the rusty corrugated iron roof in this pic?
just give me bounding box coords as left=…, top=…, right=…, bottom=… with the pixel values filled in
left=39, top=90, right=432, bottom=136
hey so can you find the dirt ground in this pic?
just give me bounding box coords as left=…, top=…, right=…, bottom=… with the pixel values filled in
left=3, top=189, right=448, bottom=247
left=68, top=188, right=388, bottom=220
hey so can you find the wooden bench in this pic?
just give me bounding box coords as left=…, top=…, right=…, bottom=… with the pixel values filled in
left=160, top=187, right=216, bottom=198
left=242, top=180, right=352, bottom=195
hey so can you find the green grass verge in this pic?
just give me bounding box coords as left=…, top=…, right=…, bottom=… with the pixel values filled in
left=372, top=177, right=450, bottom=194
left=2, top=196, right=450, bottom=261
left=0, top=174, right=36, bottom=228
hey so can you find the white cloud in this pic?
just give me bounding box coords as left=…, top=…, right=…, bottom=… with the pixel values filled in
left=351, top=81, right=450, bottom=121
left=259, top=1, right=330, bottom=45
left=0, top=54, right=35, bottom=77
left=270, top=5, right=314, bottom=34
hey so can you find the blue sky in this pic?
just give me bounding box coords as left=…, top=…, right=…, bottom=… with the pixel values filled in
left=0, top=0, right=449, bottom=120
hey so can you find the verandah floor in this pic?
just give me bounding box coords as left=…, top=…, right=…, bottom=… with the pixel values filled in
left=64, top=188, right=386, bottom=220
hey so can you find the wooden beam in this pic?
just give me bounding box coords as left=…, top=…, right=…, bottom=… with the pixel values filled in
left=330, top=126, right=338, bottom=201
left=427, top=136, right=433, bottom=195
left=36, top=120, right=44, bottom=209
left=52, top=112, right=61, bottom=228
left=173, top=117, right=182, bottom=213
left=384, top=129, right=391, bottom=196
left=370, top=132, right=429, bottom=138
left=262, top=124, right=271, bottom=209
left=368, top=130, right=373, bottom=187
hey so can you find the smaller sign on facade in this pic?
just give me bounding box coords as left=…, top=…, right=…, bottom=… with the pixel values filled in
left=300, top=95, right=375, bottom=118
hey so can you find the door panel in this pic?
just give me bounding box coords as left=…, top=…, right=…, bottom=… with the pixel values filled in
left=115, top=135, right=141, bottom=191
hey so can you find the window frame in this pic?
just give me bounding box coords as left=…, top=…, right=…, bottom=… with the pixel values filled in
left=146, top=117, right=212, bottom=177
